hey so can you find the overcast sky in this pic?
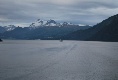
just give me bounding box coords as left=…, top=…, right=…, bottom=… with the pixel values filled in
left=0, top=0, right=118, bottom=27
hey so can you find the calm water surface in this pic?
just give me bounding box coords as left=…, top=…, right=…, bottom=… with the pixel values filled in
left=0, top=40, right=118, bottom=80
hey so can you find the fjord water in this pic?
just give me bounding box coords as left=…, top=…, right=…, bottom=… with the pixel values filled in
left=0, top=40, right=118, bottom=80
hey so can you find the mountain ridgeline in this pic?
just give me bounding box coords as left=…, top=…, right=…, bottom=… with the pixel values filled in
left=0, top=19, right=91, bottom=40
left=63, top=14, right=118, bottom=42
left=0, top=14, right=118, bottom=41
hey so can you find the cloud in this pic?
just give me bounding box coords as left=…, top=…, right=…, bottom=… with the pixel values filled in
left=0, top=0, right=118, bottom=27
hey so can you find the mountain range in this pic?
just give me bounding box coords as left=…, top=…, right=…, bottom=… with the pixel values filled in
left=0, top=14, right=118, bottom=42
left=29, top=19, right=87, bottom=29
left=0, top=19, right=91, bottom=40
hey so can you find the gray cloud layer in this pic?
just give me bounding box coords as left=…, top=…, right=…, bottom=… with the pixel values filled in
left=0, top=0, right=118, bottom=27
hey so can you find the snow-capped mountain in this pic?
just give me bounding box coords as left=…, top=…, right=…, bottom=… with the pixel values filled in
left=4, top=25, right=16, bottom=31
left=0, top=25, right=16, bottom=33
left=0, top=25, right=17, bottom=33
left=0, top=19, right=92, bottom=39
left=45, top=19, right=57, bottom=26
left=29, top=19, right=78, bottom=29
left=29, top=19, right=57, bottom=28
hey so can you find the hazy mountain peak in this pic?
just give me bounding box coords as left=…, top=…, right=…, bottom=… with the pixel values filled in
left=4, top=25, right=16, bottom=31
left=29, top=19, right=82, bottom=28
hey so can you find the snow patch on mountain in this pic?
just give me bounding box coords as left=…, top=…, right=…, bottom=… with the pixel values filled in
left=3, top=25, right=16, bottom=31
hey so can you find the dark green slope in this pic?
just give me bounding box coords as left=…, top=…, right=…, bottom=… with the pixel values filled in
left=88, top=14, right=118, bottom=41
left=63, top=14, right=118, bottom=42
